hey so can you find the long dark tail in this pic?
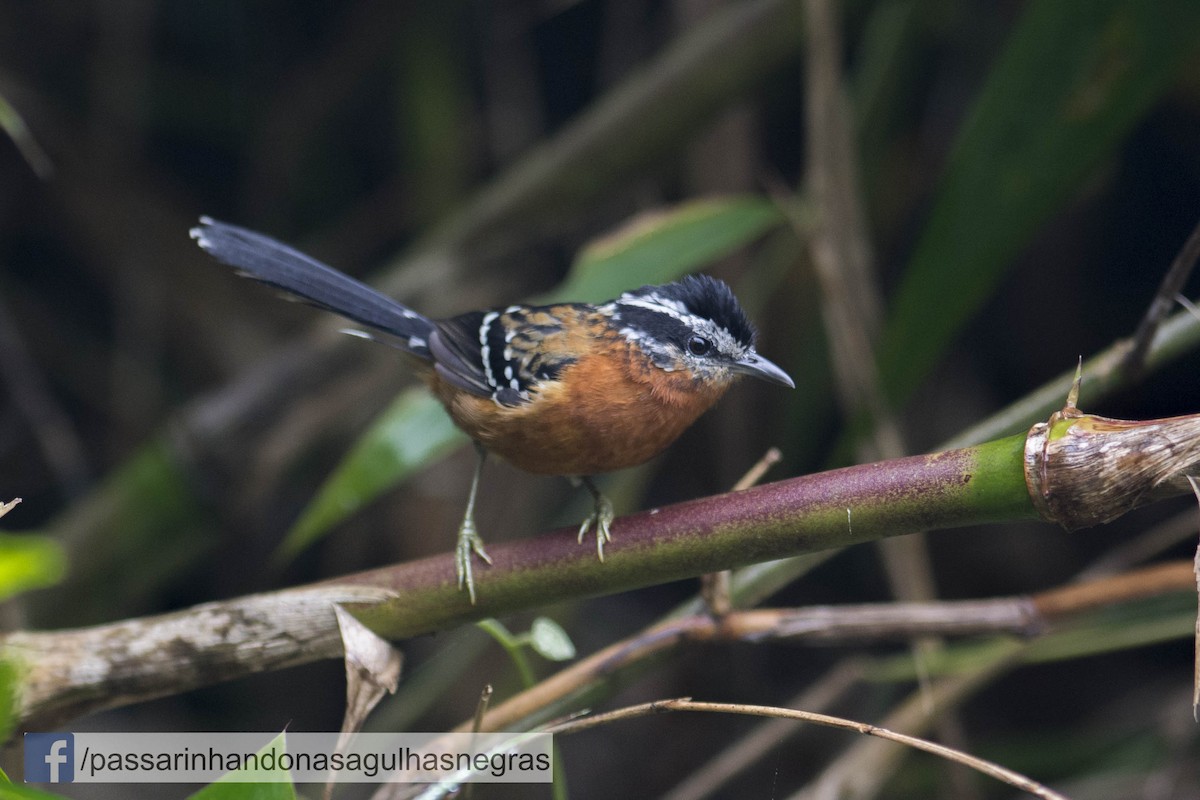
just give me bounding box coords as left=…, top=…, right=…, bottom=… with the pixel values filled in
left=191, top=217, right=433, bottom=356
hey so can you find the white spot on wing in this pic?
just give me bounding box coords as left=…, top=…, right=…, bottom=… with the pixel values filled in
left=479, top=311, right=499, bottom=390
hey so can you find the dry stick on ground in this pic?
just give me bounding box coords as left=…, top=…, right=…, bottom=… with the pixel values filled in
left=546, top=698, right=1068, bottom=800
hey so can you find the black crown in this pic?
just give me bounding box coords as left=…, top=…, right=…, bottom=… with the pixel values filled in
left=626, top=275, right=756, bottom=347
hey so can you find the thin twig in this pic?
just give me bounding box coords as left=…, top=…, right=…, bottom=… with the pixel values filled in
left=463, top=684, right=493, bottom=800
left=702, top=447, right=782, bottom=614
left=661, top=660, right=864, bottom=800
left=1031, top=561, right=1195, bottom=619
left=471, top=684, right=492, bottom=735
left=1120, top=216, right=1200, bottom=380
left=460, top=561, right=1192, bottom=735
left=731, top=447, right=782, bottom=493
left=547, top=698, right=1068, bottom=800
left=792, top=647, right=1026, bottom=800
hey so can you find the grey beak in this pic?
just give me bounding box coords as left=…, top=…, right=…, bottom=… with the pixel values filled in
left=731, top=350, right=794, bottom=388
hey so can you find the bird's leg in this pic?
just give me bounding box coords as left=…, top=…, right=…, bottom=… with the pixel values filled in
left=574, top=476, right=614, bottom=561
left=457, top=443, right=493, bottom=604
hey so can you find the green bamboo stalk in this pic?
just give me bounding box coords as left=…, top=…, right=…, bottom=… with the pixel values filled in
left=341, top=434, right=1036, bottom=639
left=5, top=433, right=1035, bottom=727
left=10, top=407, right=1200, bottom=729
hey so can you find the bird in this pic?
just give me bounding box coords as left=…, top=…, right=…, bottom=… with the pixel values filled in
left=190, top=217, right=794, bottom=602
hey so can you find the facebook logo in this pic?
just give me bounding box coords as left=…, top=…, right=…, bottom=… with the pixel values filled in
left=24, top=733, right=74, bottom=783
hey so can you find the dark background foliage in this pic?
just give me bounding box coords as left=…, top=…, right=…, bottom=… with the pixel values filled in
left=2, top=1, right=1199, bottom=797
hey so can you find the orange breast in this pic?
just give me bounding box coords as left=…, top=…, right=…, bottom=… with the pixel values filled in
left=427, top=343, right=729, bottom=476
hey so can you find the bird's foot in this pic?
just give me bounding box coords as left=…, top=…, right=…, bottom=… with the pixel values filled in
left=456, top=516, right=492, bottom=605
left=577, top=487, right=614, bottom=562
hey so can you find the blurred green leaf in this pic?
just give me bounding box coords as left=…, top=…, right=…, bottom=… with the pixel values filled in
left=0, top=94, right=52, bottom=179
left=394, top=5, right=473, bottom=223
left=0, top=534, right=65, bottom=604
left=0, top=652, right=20, bottom=747
left=186, top=734, right=294, bottom=800
left=528, top=617, right=576, bottom=662
left=187, top=786, right=293, bottom=800
left=284, top=196, right=785, bottom=556
left=281, top=388, right=466, bottom=560
left=551, top=195, right=785, bottom=304
left=34, top=439, right=214, bottom=627
left=880, top=0, right=1200, bottom=402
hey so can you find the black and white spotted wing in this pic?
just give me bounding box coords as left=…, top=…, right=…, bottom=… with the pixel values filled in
left=429, top=306, right=579, bottom=407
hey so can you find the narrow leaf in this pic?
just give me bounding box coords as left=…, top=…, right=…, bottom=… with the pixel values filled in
left=280, top=388, right=465, bottom=560
left=553, top=195, right=784, bottom=303
left=0, top=95, right=52, bottom=178
left=186, top=734, right=295, bottom=800
left=0, top=534, right=66, bottom=602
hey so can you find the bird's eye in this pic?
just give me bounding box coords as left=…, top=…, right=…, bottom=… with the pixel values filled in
left=687, top=335, right=712, bottom=356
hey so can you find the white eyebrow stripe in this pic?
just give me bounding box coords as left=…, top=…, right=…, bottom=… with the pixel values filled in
left=618, top=293, right=690, bottom=317
left=615, top=297, right=710, bottom=333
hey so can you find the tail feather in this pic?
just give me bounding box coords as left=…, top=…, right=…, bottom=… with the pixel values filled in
left=191, top=218, right=433, bottom=356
